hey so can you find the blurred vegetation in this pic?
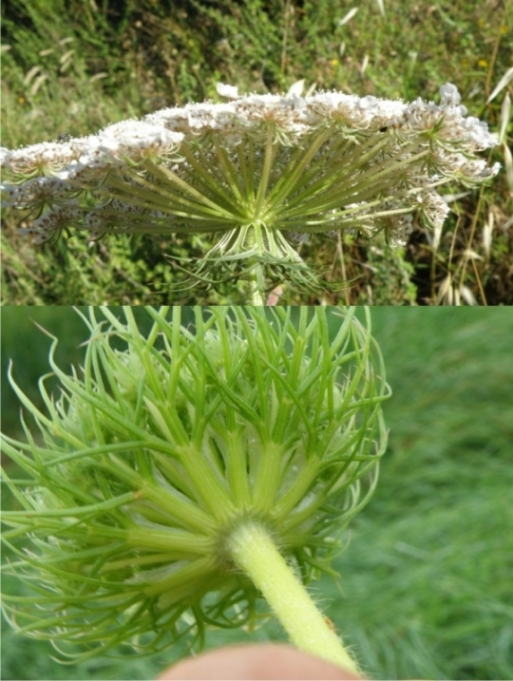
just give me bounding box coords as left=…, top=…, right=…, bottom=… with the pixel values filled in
left=1, top=0, right=511, bottom=304
left=2, top=306, right=513, bottom=679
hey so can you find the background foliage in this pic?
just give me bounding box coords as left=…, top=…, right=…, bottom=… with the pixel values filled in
left=2, top=305, right=512, bottom=680
left=1, top=0, right=511, bottom=304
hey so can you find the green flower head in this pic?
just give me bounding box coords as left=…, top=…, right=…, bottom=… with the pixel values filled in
left=1, top=307, right=390, bottom=666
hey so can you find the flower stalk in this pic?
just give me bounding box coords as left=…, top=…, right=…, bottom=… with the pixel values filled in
left=1, top=82, right=499, bottom=299
left=1, top=306, right=390, bottom=666
left=226, top=521, right=359, bottom=672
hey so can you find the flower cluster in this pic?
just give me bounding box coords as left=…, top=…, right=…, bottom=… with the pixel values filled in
left=1, top=83, right=499, bottom=298
left=1, top=306, right=389, bottom=662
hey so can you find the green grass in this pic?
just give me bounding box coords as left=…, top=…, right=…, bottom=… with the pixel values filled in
left=329, top=308, right=513, bottom=679
left=2, top=306, right=512, bottom=680
left=1, top=0, right=511, bottom=305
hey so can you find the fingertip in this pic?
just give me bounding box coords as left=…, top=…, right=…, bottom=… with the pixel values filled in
left=156, top=643, right=365, bottom=680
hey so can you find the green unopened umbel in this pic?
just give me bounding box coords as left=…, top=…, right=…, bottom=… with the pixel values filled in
left=1, top=307, right=390, bottom=670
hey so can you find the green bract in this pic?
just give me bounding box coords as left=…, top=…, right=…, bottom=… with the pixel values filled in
left=1, top=307, right=390, bottom=664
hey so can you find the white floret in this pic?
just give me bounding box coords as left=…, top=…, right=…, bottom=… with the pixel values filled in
left=439, top=82, right=461, bottom=107
left=216, top=83, right=240, bottom=99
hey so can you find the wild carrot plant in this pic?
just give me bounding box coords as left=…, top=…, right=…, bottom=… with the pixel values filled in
left=1, top=306, right=389, bottom=670
left=1, top=83, right=498, bottom=303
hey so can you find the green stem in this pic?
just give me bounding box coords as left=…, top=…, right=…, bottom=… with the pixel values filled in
left=248, top=262, right=266, bottom=305
left=226, top=521, right=360, bottom=674
left=245, top=224, right=266, bottom=305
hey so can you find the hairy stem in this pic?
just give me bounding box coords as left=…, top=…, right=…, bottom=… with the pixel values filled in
left=226, top=521, right=360, bottom=673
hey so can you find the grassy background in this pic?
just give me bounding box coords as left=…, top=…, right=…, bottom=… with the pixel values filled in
left=1, top=305, right=512, bottom=680
left=1, top=0, right=511, bottom=305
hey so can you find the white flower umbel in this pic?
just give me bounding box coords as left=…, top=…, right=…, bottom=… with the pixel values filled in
left=1, top=83, right=499, bottom=303
left=1, top=307, right=390, bottom=668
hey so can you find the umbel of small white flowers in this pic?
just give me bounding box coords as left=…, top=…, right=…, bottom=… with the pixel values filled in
left=1, top=82, right=499, bottom=303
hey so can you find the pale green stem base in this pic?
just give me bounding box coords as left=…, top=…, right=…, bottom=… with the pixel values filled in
left=248, top=260, right=266, bottom=305
left=245, top=224, right=266, bottom=305
left=226, top=521, right=360, bottom=674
